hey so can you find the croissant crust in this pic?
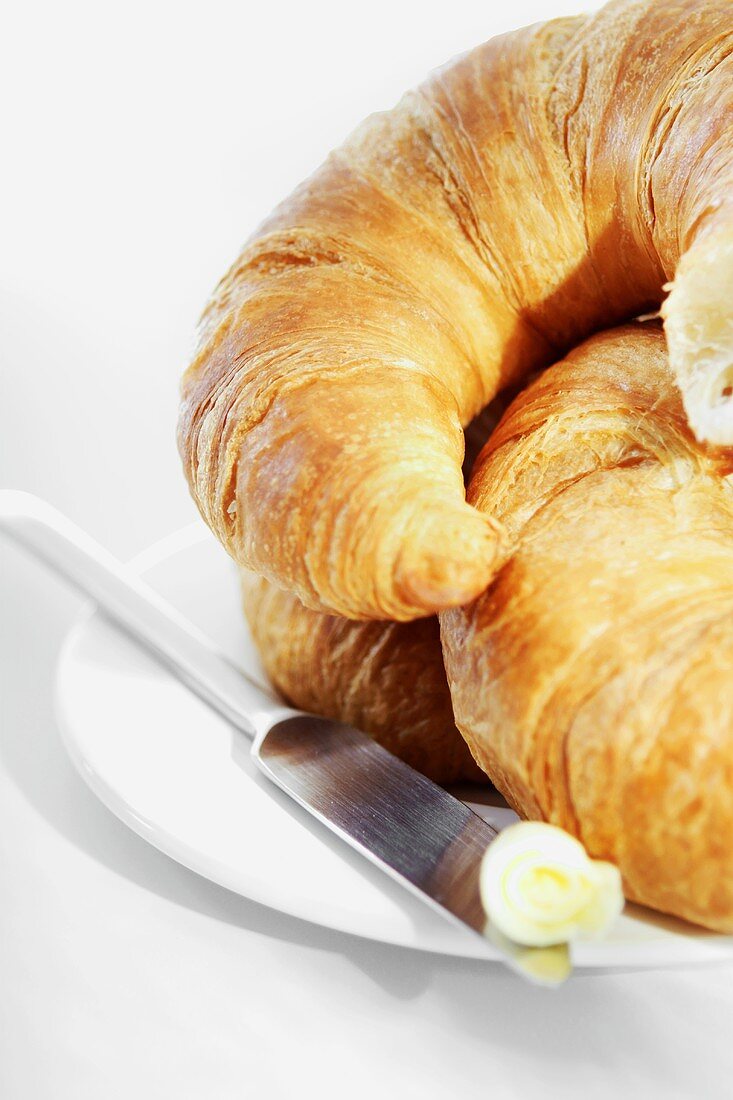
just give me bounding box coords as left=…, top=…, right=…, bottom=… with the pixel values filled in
left=441, top=323, right=733, bottom=933
left=241, top=572, right=485, bottom=785
left=179, top=0, right=733, bottom=620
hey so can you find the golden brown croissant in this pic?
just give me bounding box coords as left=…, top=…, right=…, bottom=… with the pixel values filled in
left=238, top=403, right=503, bottom=786
left=179, top=0, right=733, bottom=621
left=441, top=322, right=733, bottom=932
left=240, top=571, right=484, bottom=784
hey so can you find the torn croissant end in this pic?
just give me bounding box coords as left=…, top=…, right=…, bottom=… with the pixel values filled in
left=480, top=823, right=624, bottom=948
left=664, top=227, right=733, bottom=447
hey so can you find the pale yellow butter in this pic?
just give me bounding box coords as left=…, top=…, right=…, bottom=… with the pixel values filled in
left=480, top=821, right=623, bottom=947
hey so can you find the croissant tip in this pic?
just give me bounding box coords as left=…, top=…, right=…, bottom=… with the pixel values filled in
left=397, top=512, right=505, bottom=615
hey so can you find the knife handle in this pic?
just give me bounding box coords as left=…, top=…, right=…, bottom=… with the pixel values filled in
left=0, top=491, right=290, bottom=738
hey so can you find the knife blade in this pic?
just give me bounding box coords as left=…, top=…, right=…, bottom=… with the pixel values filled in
left=1, top=491, right=571, bottom=985
left=254, top=715, right=571, bottom=984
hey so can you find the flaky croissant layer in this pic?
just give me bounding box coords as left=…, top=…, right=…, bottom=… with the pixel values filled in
left=441, top=323, right=733, bottom=933
left=240, top=571, right=485, bottom=785
left=179, top=0, right=733, bottom=620
left=237, top=405, right=507, bottom=785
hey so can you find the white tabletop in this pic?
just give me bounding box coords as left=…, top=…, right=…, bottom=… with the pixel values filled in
left=2, top=1, right=732, bottom=1096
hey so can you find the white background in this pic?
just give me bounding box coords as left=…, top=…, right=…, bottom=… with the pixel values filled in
left=2, top=1, right=733, bottom=1096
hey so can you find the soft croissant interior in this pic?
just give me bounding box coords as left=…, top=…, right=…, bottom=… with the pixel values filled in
left=179, top=0, right=733, bottom=621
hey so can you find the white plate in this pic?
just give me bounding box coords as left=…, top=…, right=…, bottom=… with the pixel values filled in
left=55, top=524, right=733, bottom=968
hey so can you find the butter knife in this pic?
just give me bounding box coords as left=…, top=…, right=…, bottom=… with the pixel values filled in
left=0, top=491, right=571, bottom=985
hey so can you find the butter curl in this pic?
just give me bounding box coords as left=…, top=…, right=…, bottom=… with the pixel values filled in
left=480, top=822, right=624, bottom=947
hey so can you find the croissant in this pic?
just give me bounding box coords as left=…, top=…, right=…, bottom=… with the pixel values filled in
left=238, top=404, right=504, bottom=785
left=179, top=0, right=733, bottom=621
left=240, top=571, right=484, bottom=784
left=441, top=322, right=733, bottom=932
